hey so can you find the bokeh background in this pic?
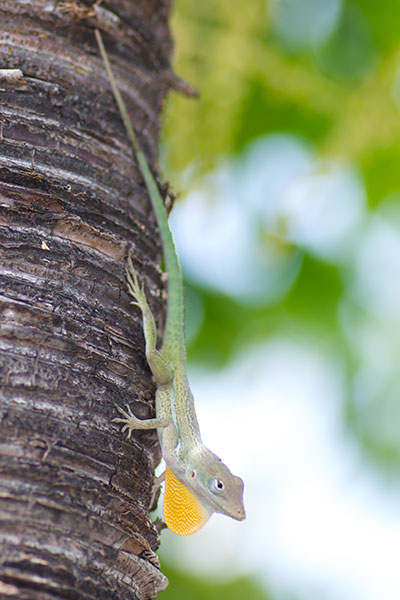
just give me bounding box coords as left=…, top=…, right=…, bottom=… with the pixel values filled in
left=157, top=1, right=400, bottom=598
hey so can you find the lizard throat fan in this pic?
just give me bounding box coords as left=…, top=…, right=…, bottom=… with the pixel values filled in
left=163, top=467, right=210, bottom=536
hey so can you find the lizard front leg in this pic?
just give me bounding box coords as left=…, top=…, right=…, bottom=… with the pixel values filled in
left=149, top=469, right=166, bottom=511
left=126, top=254, right=172, bottom=385
left=113, top=404, right=168, bottom=437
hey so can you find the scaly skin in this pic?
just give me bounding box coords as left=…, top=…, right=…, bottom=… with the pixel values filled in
left=95, top=29, right=245, bottom=535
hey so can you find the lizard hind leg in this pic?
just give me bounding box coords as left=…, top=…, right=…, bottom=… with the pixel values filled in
left=126, top=254, right=172, bottom=385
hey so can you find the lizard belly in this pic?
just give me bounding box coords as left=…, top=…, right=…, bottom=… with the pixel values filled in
left=158, top=422, right=179, bottom=465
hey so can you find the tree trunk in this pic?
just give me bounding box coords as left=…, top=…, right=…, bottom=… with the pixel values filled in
left=0, top=1, right=173, bottom=597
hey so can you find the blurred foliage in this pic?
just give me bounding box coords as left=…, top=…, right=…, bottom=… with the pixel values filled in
left=161, top=0, right=400, bottom=595
left=185, top=254, right=345, bottom=369
left=160, top=563, right=271, bottom=600
left=165, top=0, right=400, bottom=202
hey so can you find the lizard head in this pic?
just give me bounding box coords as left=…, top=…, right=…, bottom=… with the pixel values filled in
left=163, top=449, right=245, bottom=536
left=185, top=448, right=246, bottom=522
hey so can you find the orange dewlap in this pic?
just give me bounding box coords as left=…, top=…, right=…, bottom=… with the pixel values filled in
left=163, top=467, right=210, bottom=536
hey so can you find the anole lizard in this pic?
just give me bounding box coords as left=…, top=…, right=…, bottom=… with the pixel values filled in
left=95, top=29, right=245, bottom=536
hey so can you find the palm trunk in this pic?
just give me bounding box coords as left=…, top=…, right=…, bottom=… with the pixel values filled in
left=0, top=1, right=174, bottom=597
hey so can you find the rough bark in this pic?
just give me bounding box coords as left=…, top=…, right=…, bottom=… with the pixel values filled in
left=0, top=1, right=173, bottom=597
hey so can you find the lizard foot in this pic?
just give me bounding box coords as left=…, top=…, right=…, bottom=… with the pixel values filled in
left=113, top=404, right=147, bottom=438
left=126, top=254, right=148, bottom=311
left=113, top=404, right=169, bottom=436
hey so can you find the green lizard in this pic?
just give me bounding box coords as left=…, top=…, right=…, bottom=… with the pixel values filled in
left=95, top=29, right=245, bottom=536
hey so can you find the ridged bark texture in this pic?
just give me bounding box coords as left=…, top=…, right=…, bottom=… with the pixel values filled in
left=0, top=1, right=173, bottom=598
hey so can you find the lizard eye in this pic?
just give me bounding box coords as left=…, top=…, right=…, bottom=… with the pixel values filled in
left=209, top=478, right=225, bottom=494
